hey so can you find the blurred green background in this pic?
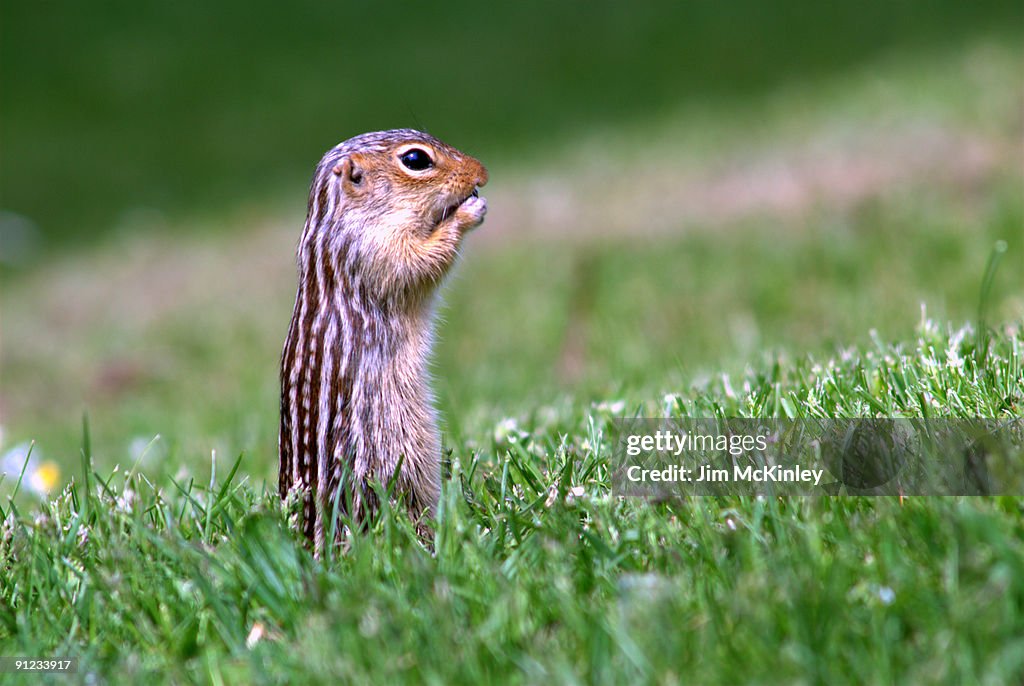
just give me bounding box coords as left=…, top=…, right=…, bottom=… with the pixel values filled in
left=3, top=0, right=1022, bottom=252
left=1, top=1, right=1022, bottom=492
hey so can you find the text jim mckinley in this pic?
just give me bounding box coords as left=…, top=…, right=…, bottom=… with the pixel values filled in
left=625, top=463, right=825, bottom=485
left=623, top=429, right=824, bottom=485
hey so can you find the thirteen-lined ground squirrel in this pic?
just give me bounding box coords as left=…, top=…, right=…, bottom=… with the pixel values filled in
left=279, top=129, right=488, bottom=552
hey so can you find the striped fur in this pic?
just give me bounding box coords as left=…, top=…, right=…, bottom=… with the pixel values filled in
left=279, top=130, right=488, bottom=553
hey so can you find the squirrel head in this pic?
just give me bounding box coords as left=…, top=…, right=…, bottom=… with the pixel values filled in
left=302, top=129, right=488, bottom=259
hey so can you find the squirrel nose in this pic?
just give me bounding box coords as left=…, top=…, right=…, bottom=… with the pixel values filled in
left=469, top=157, right=488, bottom=187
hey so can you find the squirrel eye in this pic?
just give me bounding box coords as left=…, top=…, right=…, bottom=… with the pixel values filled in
left=400, top=148, right=434, bottom=171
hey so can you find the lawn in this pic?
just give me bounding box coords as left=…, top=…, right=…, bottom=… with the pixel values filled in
left=1, top=321, right=1021, bottom=684
left=1, top=17, right=1023, bottom=686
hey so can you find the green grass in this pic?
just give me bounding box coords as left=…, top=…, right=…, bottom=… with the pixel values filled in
left=1, top=321, right=1021, bottom=684
left=3, top=37, right=1022, bottom=477
left=2, top=29, right=1023, bottom=684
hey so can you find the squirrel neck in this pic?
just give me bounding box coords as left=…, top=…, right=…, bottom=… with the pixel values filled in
left=296, top=232, right=437, bottom=358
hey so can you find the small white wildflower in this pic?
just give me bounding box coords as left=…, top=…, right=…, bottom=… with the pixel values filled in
left=1, top=442, right=33, bottom=477
left=116, top=489, right=136, bottom=513
left=493, top=417, right=522, bottom=444
left=1, top=513, right=15, bottom=545
left=246, top=622, right=267, bottom=648
left=544, top=485, right=558, bottom=508
left=878, top=586, right=895, bottom=605
left=1, top=442, right=58, bottom=495
left=721, top=374, right=736, bottom=399
left=946, top=327, right=969, bottom=370
left=565, top=485, right=585, bottom=505
left=725, top=518, right=737, bottom=531
left=917, top=306, right=939, bottom=339
left=594, top=399, right=626, bottom=415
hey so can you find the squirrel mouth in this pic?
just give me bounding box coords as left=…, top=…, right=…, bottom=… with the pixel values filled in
left=432, top=187, right=481, bottom=228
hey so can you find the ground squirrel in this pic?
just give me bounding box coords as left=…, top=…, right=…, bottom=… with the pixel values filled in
left=279, top=129, right=488, bottom=552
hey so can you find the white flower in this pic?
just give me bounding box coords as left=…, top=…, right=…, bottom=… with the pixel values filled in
left=116, top=489, right=137, bottom=513
left=565, top=485, right=585, bottom=505
left=721, top=375, right=736, bottom=399
left=1, top=442, right=60, bottom=496
left=246, top=622, right=268, bottom=648
left=1, top=442, right=33, bottom=479
left=493, top=417, right=524, bottom=444
left=946, top=325, right=970, bottom=370
left=595, top=399, right=626, bottom=415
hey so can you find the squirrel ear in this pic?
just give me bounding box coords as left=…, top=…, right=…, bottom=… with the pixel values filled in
left=333, top=156, right=364, bottom=195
